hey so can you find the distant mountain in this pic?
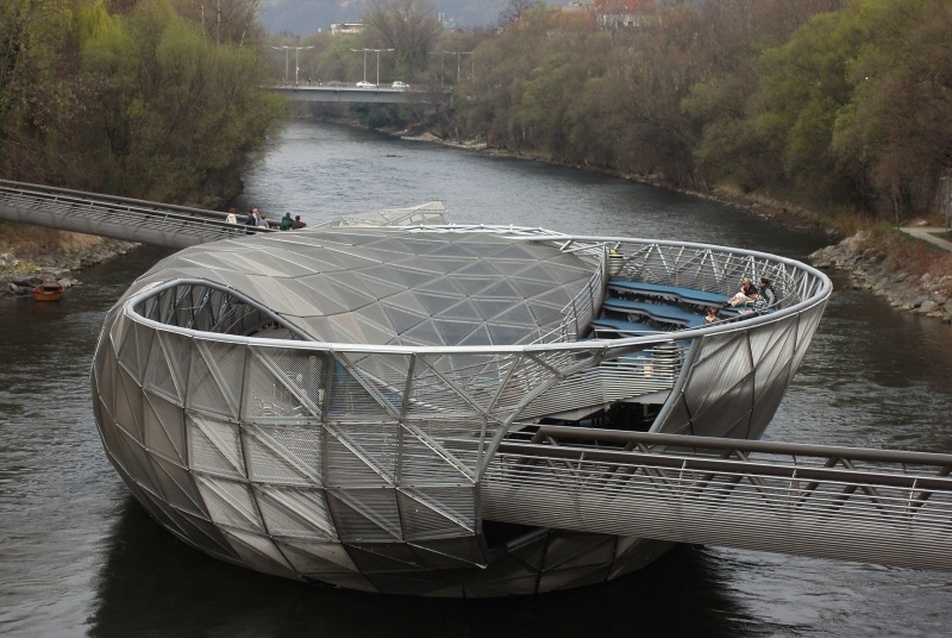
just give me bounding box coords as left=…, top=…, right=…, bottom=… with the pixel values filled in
left=259, top=0, right=572, bottom=35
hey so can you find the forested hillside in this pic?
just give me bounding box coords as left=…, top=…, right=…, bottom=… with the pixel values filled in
left=0, top=0, right=285, bottom=207
left=445, top=0, right=952, bottom=222
left=283, top=0, right=950, bottom=225
left=3, top=0, right=950, bottom=227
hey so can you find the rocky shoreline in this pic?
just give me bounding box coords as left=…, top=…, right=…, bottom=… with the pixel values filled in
left=809, top=230, right=952, bottom=323
left=0, top=238, right=139, bottom=299
left=413, top=132, right=952, bottom=326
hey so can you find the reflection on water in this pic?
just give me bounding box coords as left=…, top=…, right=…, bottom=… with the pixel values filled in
left=89, top=498, right=753, bottom=638
left=3, top=121, right=952, bottom=636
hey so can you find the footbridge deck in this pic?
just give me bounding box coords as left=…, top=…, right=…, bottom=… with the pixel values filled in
left=0, top=179, right=447, bottom=249
left=479, top=428, right=952, bottom=572
left=0, top=179, right=255, bottom=248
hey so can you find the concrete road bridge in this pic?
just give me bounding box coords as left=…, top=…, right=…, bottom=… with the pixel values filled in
left=270, top=84, right=437, bottom=104
left=3, top=178, right=952, bottom=574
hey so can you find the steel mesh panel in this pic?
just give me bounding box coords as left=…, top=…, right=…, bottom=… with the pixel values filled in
left=244, top=422, right=322, bottom=485
left=493, top=353, right=566, bottom=416
left=792, top=303, right=826, bottom=369
left=523, top=368, right=605, bottom=417
left=680, top=334, right=756, bottom=438
left=131, top=318, right=157, bottom=383
left=683, top=334, right=745, bottom=408
left=187, top=341, right=243, bottom=419
left=195, top=475, right=262, bottom=531
left=92, top=338, right=118, bottom=403
left=149, top=454, right=206, bottom=516
left=352, top=352, right=412, bottom=408
left=187, top=413, right=245, bottom=478
left=142, top=333, right=185, bottom=405
left=751, top=319, right=798, bottom=388
left=544, top=533, right=618, bottom=570
left=242, top=348, right=303, bottom=420
left=748, top=321, right=799, bottom=423
left=113, top=365, right=145, bottom=444
left=327, top=488, right=402, bottom=541
left=402, top=537, right=487, bottom=568
left=115, top=320, right=145, bottom=385
left=142, top=389, right=186, bottom=464
left=220, top=528, right=296, bottom=578
left=403, top=356, right=489, bottom=417
left=254, top=485, right=335, bottom=540
left=109, top=426, right=166, bottom=495
left=397, top=426, right=478, bottom=482
left=323, top=423, right=399, bottom=485
left=397, top=487, right=477, bottom=539
left=326, top=361, right=393, bottom=419
left=245, top=347, right=314, bottom=420
left=276, top=539, right=365, bottom=579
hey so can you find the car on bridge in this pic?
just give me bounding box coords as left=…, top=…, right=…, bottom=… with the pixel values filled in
left=392, top=81, right=409, bottom=91
left=356, top=81, right=376, bottom=89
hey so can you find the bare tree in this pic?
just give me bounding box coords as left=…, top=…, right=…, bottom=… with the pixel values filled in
left=498, top=0, right=542, bottom=26
left=363, top=0, right=443, bottom=78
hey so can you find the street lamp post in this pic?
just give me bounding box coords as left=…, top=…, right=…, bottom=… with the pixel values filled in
left=273, top=45, right=315, bottom=85
left=294, top=46, right=314, bottom=85
left=437, top=50, right=474, bottom=84
left=350, top=48, right=369, bottom=82
left=351, top=48, right=394, bottom=86
left=271, top=45, right=290, bottom=84
left=374, top=48, right=394, bottom=87
left=453, top=50, right=474, bottom=83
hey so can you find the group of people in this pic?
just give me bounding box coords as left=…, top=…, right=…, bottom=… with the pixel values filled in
left=728, top=276, right=775, bottom=309
left=224, top=207, right=307, bottom=231
left=706, top=276, right=776, bottom=324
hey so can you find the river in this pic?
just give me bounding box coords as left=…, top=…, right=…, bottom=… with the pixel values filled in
left=2, top=120, right=951, bottom=637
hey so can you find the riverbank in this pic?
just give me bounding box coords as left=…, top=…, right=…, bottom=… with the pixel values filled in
left=809, top=228, right=952, bottom=323
left=401, top=128, right=952, bottom=324
left=0, top=226, right=138, bottom=299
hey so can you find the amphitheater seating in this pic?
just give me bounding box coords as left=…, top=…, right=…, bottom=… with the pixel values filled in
left=602, top=297, right=706, bottom=328
left=590, top=317, right=659, bottom=336
left=607, top=279, right=731, bottom=307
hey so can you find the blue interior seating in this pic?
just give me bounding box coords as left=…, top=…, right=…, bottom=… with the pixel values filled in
left=590, top=317, right=659, bottom=335
left=602, top=297, right=706, bottom=328
left=608, top=279, right=730, bottom=307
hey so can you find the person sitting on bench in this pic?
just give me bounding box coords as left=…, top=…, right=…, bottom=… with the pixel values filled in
left=752, top=277, right=775, bottom=311
left=728, top=277, right=758, bottom=307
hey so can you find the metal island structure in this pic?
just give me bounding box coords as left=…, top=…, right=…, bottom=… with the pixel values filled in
left=89, top=206, right=837, bottom=596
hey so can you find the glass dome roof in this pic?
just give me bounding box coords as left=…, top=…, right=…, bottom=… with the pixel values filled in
left=131, top=225, right=601, bottom=347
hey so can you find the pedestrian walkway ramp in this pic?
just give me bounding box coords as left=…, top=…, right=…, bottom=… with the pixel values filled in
left=478, top=428, right=952, bottom=571
left=0, top=179, right=448, bottom=249
left=0, top=179, right=245, bottom=248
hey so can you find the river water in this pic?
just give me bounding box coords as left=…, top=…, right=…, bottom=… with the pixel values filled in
left=2, top=120, right=952, bottom=637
